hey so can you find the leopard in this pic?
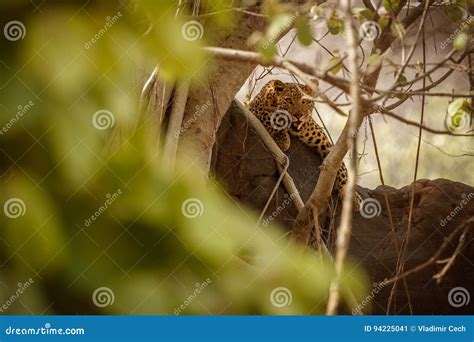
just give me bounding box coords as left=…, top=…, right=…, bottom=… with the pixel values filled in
left=249, top=79, right=362, bottom=210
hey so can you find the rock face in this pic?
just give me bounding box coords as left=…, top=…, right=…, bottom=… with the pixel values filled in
left=212, top=100, right=474, bottom=314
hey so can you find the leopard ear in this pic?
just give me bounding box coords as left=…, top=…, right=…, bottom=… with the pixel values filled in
left=271, top=79, right=286, bottom=93
left=273, top=80, right=285, bottom=87
left=264, top=79, right=283, bottom=90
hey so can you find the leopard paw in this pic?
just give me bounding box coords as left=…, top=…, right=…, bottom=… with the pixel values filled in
left=273, top=131, right=291, bottom=151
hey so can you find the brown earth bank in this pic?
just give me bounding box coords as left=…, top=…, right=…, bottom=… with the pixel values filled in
left=211, top=100, right=474, bottom=315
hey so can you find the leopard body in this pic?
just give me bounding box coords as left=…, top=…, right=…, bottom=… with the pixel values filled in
left=249, top=79, right=361, bottom=209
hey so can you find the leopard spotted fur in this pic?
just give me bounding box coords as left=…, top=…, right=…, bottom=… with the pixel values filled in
left=249, top=79, right=362, bottom=210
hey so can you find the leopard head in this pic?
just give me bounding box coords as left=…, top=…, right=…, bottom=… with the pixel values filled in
left=261, top=80, right=316, bottom=130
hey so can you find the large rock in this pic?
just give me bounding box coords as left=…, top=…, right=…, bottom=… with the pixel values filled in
left=212, top=100, right=474, bottom=314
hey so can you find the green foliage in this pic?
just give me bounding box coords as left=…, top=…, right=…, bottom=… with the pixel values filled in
left=453, top=31, right=469, bottom=50
left=367, top=53, right=382, bottom=68
left=395, top=73, right=408, bottom=86
left=255, top=13, right=294, bottom=59
left=252, top=0, right=318, bottom=59
left=445, top=4, right=464, bottom=23
left=383, top=0, right=400, bottom=12
left=352, top=7, right=375, bottom=21
left=328, top=14, right=344, bottom=35
left=0, top=1, right=367, bottom=314
left=295, top=16, right=313, bottom=46
left=390, top=20, right=405, bottom=40
left=366, top=52, right=383, bottom=75
left=326, top=52, right=344, bottom=75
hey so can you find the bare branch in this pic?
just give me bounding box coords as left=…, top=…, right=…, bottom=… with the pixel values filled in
left=204, top=46, right=351, bottom=94
left=375, top=106, right=474, bottom=136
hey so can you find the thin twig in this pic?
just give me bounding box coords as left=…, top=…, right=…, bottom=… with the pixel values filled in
left=326, top=0, right=361, bottom=315
left=258, top=159, right=290, bottom=225
left=433, top=230, right=467, bottom=284
left=390, top=26, right=429, bottom=314
left=380, top=220, right=473, bottom=286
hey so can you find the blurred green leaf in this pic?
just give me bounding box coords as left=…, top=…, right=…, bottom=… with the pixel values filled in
left=257, top=42, right=278, bottom=61
left=378, top=15, right=390, bottom=30
left=383, top=0, right=400, bottom=11
left=352, top=7, right=374, bottom=21
left=295, top=16, right=313, bottom=46
left=0, top=0, right=368, bottom=315
left=328, top=14, right=344, bottom=35
left=390, top=20, right=405, bottom=39
left=368, top=53, right=382, bottom=67
left=453, top=31, right=469, bottom=50
left=267, top=14, right=294, bottom=40
left=3, top=175, right=68, bottom=273
left=326, top=53, right=343, bottom=75
left=252, top=13, right=295, bottom=59
left=396, top=73, right=408, bottom=86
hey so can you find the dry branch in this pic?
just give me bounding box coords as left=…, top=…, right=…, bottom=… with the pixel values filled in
left=233, top=101, right=305, bottom=211
left=380, top=219, right=473, bottom=286
left=326, top=0, right=362, bottom=315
